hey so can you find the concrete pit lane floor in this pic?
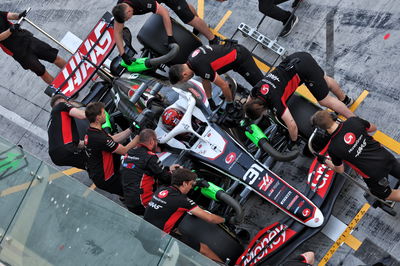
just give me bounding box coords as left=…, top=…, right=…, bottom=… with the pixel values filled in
left=0, top=0, right=399, bottom=265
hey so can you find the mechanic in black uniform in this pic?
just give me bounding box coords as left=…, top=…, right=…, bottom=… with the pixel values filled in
left=84, top=102, right=139, bottom=196
left=258, top=0, right=300, bottom=38
left=144, top=168, right=224, bottom=262
left=48, top=95, right=87, bottom=169
left=244, top=52, right=355, bottom=144
left=311, top=110, right=400, bottom=202
left=120, top=129, right=181, bottom=215
left=112, top=0, right=223, bottom=64
left=282, top=251, right=315, bottom=266
left=169, top=42, right=264, bottom=109
left=0, top=10, right=66, bottom=84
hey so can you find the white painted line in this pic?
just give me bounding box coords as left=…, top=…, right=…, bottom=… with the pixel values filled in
left=321, top=215, right=347, bottom=242
left=60, top=31, right=82, bottom=53
left=0, top=105, right=47, bottom=141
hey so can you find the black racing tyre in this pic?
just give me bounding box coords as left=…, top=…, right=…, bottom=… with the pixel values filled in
left=137, top=15, right=202, bottom=65
left=178, top=215, right=243, bottom=264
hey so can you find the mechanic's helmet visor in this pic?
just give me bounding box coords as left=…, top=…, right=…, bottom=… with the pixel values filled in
left=161, top=108, right=184, bottom=131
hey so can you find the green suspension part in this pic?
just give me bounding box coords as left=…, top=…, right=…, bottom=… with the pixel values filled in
left=121, top=58, right=152, bottom=73
left=244, top=124, right=268, bottom=147
left=195, top=180, right=224, bottom=201
left=102, top=110, right=113, bottom=132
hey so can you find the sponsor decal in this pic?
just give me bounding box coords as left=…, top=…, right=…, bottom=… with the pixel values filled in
left=355, top=139, right=367, bottom=158
left=344, top=132, right=356, bottom=145
left=188, top=87, right=201, bottom=99
left=225, top=152, right=237, bottom=164
left=294, top=201, right=304, bottom=215
left=307, top=161, right=335, bottom=198
left=238, top=223, right=296, bottom=266
left=148, top=201, right=162, bottom=209
left=302, top=208, right=311, bottom=217
left=158, top=190, right=169, bottom=198
left=258, top=174, right=274, bottom=192
left=191, top=49, right=200, bottom=57
left=50, top=12, right=115, bottom=98
left=128, top=84, right=140, bottom=97
left=207, top=133, right=212, bottom=137
left=128, top=73, right=140, bottom=79
left=260, top=84, right=269, bottom=95
left=265, top=73, right=280, bottom=82
left=287, top=195, right=299, bottom=209
left=280, top=191, right=292, bottom=205
left=273, top=186, right=285, bottom=201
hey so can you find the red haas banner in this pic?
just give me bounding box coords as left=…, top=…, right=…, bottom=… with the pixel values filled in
left=47, top=12, right=115, bottom=98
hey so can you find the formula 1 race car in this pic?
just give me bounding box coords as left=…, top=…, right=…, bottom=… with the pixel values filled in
left=43, top=12, right=398, bottom=265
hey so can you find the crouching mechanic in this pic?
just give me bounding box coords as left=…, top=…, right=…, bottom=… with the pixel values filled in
left=84, top=102, right=139, bottom=196
left=120, top=129, right=181, bottom=215
left=48, top=95, right=87, bottom=169
left=0, top=10, right=66, bottom=84
left=244, top=52, right=355, bottom=144
left=144, top=168, right=224, bottom=262
left=311, top=110, right=400, bottom=202
left=112, top=0, right=222, bottom=64
left=168, top=42, right=264, bottom=110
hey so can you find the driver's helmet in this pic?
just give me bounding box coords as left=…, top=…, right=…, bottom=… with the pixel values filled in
left=161, top=108, right=184, bottom=131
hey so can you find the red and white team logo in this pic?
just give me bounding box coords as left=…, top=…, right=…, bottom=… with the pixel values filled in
left=225, top=152, right=236, bottom=164
left=302, top=208, right=311, bottom=217
left=344, top=132, right=356, bottom=145
left=158, top=190, right=169, bottom=198
left=258, top=174, right=274, bottom=191
left=260, top=84, right=270, bottom=95
left=191, top=49, right=200, bottom=57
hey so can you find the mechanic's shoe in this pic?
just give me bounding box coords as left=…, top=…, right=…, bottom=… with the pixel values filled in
left=292, top=0, right=302, bottom=8
left=209, top=35, right=222, bottom=45
left=279, top=15, right=299, bottom=38
left=192, top=28, right=200, bottom=36
left=342, top=95, right=354, bottom=107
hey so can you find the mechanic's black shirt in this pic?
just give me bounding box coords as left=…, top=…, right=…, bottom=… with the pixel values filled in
left=117, top=0, right=158, bottom=15
left=0, top=11, right=32, bottom=57
left=120, top=144, right=171, bottom=208
left=187, top=43, right=240, bottom=82
left=328, top=117, right=395, bottom=178
left=85, top=127, right=121, bottom=183
left=48, top=102, right=80, bottom=151
left=144, top=186, right=197, bottom=233
left=250, top=65, right=301, bottom=118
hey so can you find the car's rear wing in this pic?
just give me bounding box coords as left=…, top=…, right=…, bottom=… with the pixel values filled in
left=45, top=12, right=115, bottom=99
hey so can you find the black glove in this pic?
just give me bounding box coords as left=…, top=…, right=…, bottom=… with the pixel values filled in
left=9, top=24, right=20, bottom=33
left=287, top=139, right=299, bottom=150
left=167, top=35, right=177, bottom=44
left=208, top=98, right=217, bottom=111
left=225, top=215, right=240, bottom=225
left=18, top=10, right=28, bottom=19
left=129, top=121, right=141, bottom=135
left=121, top=53, right=134, bottom=65
left=316, top=154, right=326, bottom=164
